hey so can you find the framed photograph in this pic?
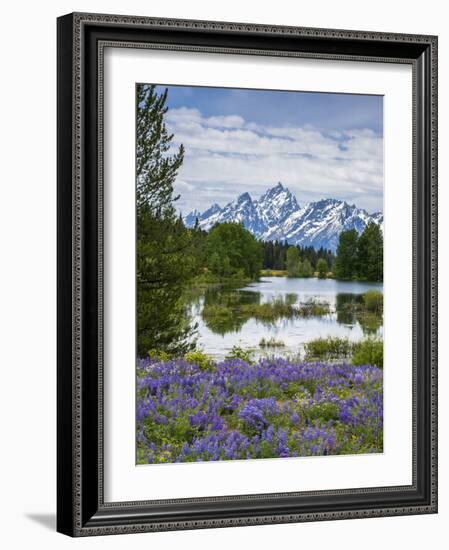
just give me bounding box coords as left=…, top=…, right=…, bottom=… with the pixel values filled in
left=57, top=12, right=438, bottom=536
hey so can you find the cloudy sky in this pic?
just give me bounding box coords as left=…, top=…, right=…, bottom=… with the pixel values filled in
left=152, top=84, right=383, bottom=215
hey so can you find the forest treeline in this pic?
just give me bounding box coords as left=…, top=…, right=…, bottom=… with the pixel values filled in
left=261, top=224, right=383, bottom=283
left=262, top=240, right=334, bottom=272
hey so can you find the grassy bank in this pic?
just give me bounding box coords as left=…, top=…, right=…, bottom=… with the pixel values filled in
left=260, top=269, right=287, bottom=277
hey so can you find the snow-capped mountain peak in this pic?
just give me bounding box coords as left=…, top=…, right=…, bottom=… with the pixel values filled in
left=256, top=182, right=300, bottom=228
left=236, top=192, right=252, bottom=204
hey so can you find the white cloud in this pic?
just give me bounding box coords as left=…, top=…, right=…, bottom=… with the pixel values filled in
left=206, top=114, right=245, bottom=129
left=165, top=107, right=383, bottom=213
left=174, top=179, right=195, bottom=193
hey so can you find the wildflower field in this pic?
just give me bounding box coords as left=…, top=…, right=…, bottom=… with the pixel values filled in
left=136, top=356, right=383, bottom=464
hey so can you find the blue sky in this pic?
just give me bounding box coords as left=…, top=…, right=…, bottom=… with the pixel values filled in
left=151, top=84, right=384, bottom=214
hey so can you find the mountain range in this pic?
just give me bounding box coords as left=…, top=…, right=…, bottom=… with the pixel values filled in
left=184, top=182, right=383, bottom=252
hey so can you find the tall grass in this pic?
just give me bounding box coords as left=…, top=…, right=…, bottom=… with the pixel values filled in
left=304, top=337, right=353, bottom=360
left=202, top=296, right=330, bottom=326
left=304, top=336, right=383, bottom=368
left=259, top=337, right=286, bottom=348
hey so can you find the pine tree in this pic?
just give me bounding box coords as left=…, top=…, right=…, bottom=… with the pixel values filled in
left=136, top=85, right=184, bottom=215
left=333, top=229, right=359, bottom=280
left=357, top=222, right=383, bottom=281
left=136, top=84, right=197, bottom=357
left=301, top=258, right=314, bottom=278
left=316, top=258, right=328, bottom=279
left=286, top=246, right=301, bottom=277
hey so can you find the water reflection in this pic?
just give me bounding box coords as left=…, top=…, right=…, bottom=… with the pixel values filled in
left=335, top=293, right=362, bottom=325
left=188, top=277, right=383, bottom=359
left=335, top=292, right=383, bottom=335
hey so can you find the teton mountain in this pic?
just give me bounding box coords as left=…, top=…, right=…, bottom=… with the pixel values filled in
left=184, top=183, right=383, bottom=252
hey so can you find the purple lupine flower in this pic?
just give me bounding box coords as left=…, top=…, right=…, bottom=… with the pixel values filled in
left=136, top=356, right=383, bottom=464
left=290, top=411, right=300, bottom=424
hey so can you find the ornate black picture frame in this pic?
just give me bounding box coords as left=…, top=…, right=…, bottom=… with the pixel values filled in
left=57, top=12, right=438, bottom=537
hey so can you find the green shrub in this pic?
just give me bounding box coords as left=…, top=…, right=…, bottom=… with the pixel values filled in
left=147, top=349, right=173, bottom=361
left=225, top=345, right=254, bottom=363
left=184, top=350, right=214, bottom=370
left=352, top=337, right=383, bottom=368
left=363, top=289, right=383, bottom=313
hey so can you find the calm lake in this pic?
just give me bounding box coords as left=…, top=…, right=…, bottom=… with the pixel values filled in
left=190, top=276, right=383, bottom=359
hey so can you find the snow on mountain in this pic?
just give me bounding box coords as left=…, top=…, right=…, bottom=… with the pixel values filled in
left=217, top=192, right=265, bottom=235
left=184, top=183, right=383, bottom=251
left=371, top=211, right=384, bottom=225
left=256, top=182, right=300, bottom=229
left=278, top=198, right=376, bottom=251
